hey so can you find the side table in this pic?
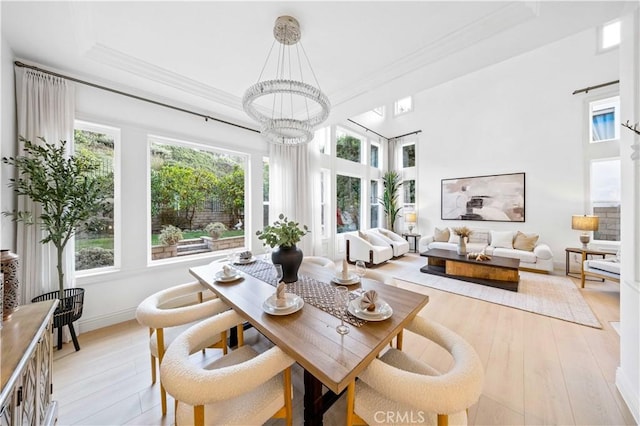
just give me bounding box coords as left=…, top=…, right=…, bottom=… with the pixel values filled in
left=565, top=246, right=617, bottom=285
left=402, top=233, right=421, bottom=253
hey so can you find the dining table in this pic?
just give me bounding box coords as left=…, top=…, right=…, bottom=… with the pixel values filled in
left=189, top=258, right=429, bottom=425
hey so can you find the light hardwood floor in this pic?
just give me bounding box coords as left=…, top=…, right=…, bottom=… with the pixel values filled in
left=52, top=264, right=634, bottom=425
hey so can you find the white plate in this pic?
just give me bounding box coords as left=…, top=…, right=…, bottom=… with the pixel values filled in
left=348, top=297, right=393, bottom=321
left=262, top=293, right=304, bottom=315
left=332, top=273, right=360, bottom=285
left=233, top=256, right=256, bottom=265
left=214, top=270, right=243, bottom=282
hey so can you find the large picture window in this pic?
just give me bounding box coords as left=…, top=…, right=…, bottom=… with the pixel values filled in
left=149, top=136, right=246, bottom=260
left=591, top=158, right=620, bottom=241
left=74, top=122, right=118, bottom=272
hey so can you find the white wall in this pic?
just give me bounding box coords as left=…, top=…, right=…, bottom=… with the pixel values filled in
left=391, top=28, right=619, bottom=270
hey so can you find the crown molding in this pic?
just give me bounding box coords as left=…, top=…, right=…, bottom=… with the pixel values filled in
left=85, top=43, right=243, bottom=111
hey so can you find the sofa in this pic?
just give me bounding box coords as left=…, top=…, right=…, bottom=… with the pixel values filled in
left=344, top=230, right=395, bottom=266
left=582, top=252, right=621, bottom=287
left=419, top=227, right=554, bottom=273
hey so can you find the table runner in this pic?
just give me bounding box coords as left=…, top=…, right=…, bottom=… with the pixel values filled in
left=232, top=259, right=366, bottom=327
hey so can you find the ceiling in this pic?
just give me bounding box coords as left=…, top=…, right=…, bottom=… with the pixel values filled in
left=1, top=1, right=633, bottom=134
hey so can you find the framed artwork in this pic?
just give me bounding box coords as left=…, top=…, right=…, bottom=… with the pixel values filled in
left=441, top=172, right=525, bottom=222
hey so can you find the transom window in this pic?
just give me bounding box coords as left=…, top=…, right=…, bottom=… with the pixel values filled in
left=336, top=128, right=363, bottom=163
left=394, top=96, right=413, bottom=116
left=601, top=20, right=621, bottom=50
left=590, top=96, right=620, bottom=143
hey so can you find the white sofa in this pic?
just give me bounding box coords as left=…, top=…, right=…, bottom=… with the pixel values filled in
left=419, top=227, right=554, bottom=273
left=582, top=257, right=620, bottom=287
left=344, top=230, right=394, bottom=266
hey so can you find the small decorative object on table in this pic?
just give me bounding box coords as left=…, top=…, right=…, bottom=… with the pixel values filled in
left=453, top=226, right=473, bottom=256
left=466, top=252, right=492, bottom=262
left=1, top=249, right=20, bottom=320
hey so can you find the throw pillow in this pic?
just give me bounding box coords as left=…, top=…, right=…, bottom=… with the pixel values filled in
left=358, top=230, right=369, bottom=242
left=434, top=227, right=450, bottom=242
left=513, top=231, right=539, bottom=251
left=447, top=228, right=459, bottom=243
left=491, top=230, right=514, bottom=249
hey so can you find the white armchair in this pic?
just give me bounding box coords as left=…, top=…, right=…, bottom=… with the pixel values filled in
left=369, top=228, right=410, bottom=257
left=345, top=231, right=393, bottom=266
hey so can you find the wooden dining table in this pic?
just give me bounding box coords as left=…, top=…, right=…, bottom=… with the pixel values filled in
left=189, top=259, right=429, bottom=425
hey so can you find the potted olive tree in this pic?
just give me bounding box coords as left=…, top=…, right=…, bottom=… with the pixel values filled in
left=3, top=136, right=108, bottom=350
left=256, top=213, right=309, bottom=283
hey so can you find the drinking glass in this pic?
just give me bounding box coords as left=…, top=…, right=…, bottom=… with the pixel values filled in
left=274, top=264, right=284, bottom=284
left=263, top=244, right=272, bottom=262
left=334, top=286, right=350, bottom=335
left=355, top=260, right=367, bottom=279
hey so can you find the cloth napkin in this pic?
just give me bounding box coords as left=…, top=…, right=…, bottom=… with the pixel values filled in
left=275, top=282, right=287, bottom=307
left=222, top=264, right=235, bottom=277
left=359, top=290, right=378, bottom=311
left=341, top=259, right=349, bottom=280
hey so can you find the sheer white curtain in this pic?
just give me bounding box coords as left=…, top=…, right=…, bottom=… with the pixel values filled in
left=268, top=143, right=314, bottom=255
left=15, top=66, right=75, bottom=304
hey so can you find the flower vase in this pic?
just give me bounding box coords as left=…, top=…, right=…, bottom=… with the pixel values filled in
left=457, top=236, right=467, bottom=256
left=271, top=245, right=304, bottom=283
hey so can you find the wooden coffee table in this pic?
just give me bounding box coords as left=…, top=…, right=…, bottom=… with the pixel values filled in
left=420, top=248, right=520, bottom=292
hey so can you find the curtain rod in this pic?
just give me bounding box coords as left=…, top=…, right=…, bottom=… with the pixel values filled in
left=388, top=130, right=422, bottom=140
left=14, top=61, right=260, bottom=134
left=572, top=80, right=619, bottom=95
left=347, top=118, right=388, bottom=140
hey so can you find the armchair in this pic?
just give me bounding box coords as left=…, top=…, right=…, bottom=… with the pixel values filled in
left=370, top=228, right=410, bottom=257
left=345, top=231, right=393, bottom=266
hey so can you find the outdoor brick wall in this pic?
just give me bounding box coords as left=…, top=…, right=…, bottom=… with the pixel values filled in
left=151, top=244, right=177, bottom=260
left=151, top=236, right=245, bottom=260
left=594, top=206, right=620, bottom=241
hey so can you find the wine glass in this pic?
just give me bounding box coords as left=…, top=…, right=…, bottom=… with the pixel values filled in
left=355, top=260, right=367, bottom=279
left=273, top=264, right=284, bottom=284
left=334, top=286, right=350, bottom=335
left=263, top=244, right=272, bottom=262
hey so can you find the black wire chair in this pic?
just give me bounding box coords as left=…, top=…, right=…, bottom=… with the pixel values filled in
left=32, top=288, right=85, bottom=351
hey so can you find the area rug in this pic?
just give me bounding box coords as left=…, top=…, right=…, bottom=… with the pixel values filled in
left=378, top=255, right=602, bottom=328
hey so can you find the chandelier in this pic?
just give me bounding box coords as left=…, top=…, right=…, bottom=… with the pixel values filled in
left=242, top=16, right=330, bottom=145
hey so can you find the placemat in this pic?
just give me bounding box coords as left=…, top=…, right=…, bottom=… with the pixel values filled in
left=233, top=259, right=366, bottom=326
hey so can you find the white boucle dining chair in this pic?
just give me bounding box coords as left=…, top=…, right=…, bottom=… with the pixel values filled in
left=303, top=256, right=336, bottom=269
left=160, top=309, right=295, bottom=426
left=346, top=317, right=484, bottom=426
left=135, top=281, right=232, bottom=416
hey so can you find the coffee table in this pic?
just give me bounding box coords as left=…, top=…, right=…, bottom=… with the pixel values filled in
left=420, top=248, right=520, bottom=291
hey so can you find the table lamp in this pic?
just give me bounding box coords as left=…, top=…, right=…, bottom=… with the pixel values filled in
left=571, top=215, right=599, bottom=248
left=405, top=212, right=417, bottom=234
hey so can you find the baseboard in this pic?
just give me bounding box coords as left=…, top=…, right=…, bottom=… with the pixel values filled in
left=616, top=367, right=639, bottom=424
left=77, top=307, right=136, bottom=333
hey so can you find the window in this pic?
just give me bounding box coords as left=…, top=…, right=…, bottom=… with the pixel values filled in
left=74, top=122, right=118, bottom=272
left=591, top=159, right=620, bottom=242
left=336, top=175, right=361, bottom=233
left=394, top=96, right=413, bottom=116
left=263, top=157, right=270, bottom=227
left=402, top=143, right=416, bottom=168
left=336, top=129, right=362, bottom=163
left=590, top=97, right=620, bottom=143
left=403, top=179, right=416, bottom=205
left=370, top=180, right=380, bottom=228
left=601, top=20, right=621, bottom=50
left=315, top=126, right=330, bottom=155
left=370, top=143, right=379, bottom=168
left=149, top=136, right=246, bottom=260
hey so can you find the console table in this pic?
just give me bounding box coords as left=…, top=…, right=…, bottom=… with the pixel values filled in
left=1, top=300, right=58, bottom=426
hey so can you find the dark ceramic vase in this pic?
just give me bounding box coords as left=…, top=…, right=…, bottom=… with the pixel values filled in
left=272, top=245, right=303, bottom=283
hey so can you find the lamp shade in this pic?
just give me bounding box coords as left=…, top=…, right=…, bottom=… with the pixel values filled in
left=571, top=215, right=599, bottom=231
left=405, top=212, right=417, bottom=223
